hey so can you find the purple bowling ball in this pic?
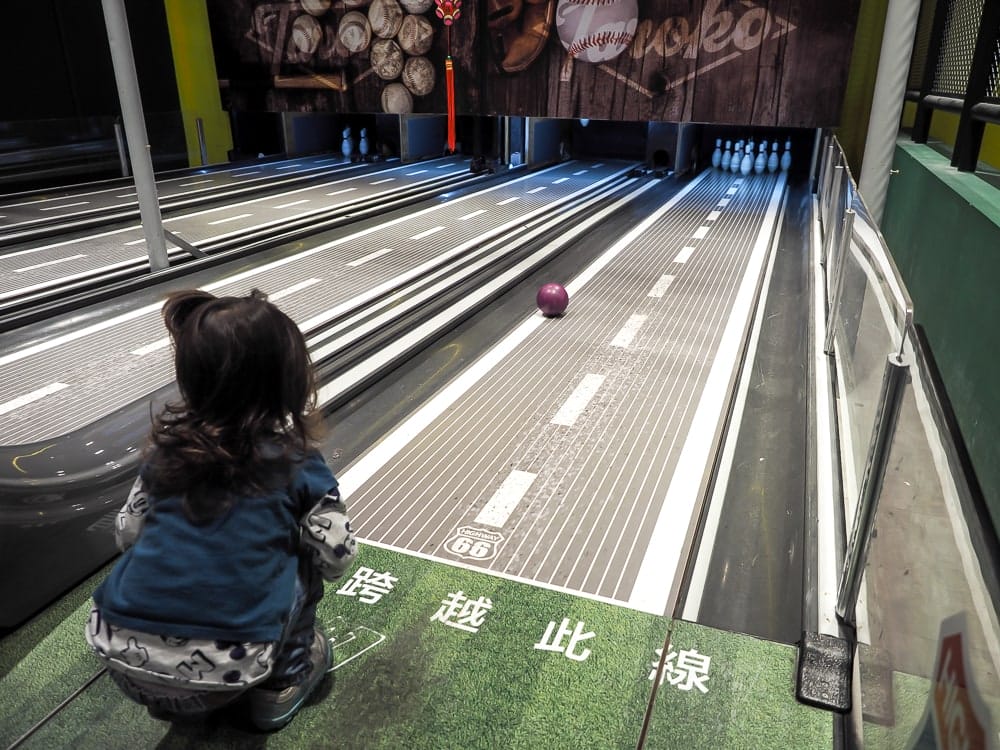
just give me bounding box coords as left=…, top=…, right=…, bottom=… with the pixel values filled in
left=536, top=283, right=569, bottom=317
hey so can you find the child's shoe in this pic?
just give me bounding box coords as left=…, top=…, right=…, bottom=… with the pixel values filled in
left=248, top=627, right=332, bottom=731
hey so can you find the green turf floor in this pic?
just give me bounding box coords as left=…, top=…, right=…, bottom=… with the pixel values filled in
left=1, top=545, right=835, bottom=749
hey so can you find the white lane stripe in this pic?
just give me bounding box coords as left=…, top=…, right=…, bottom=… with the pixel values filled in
left=124, top=238, right=146, bottom=246
left=726, top=187, right=738, bottom=196
left=407, top=170, right=428, bottom=175
left=733, top=178, right=744, bottom=185
left=474, top=470, right=537, bottom=527
left=234, top=170, right=261, bottom=176
left=527, top=187, right=547, bottom=194
left=573, top=170, right=587, bottom=176
left=459, top=209, right=486, bottom=221
left=692, top=226, right=710, bottom=239
left=370, top=178, right=396, bottom=185
left=551, top=374, right=605, bottom=427
left=40, top=202, right=88, bottom=211
left=673, top=246, right=695, bottom=263
left=269, top=277, right=322, bottom=301
left=115, top=193, right=136, bottom=198
left=592, top=163, right=604, bottom=168
left=131, top=339, right=170, bottom=357
left=411, top=226, right=444, bottom=240
left=347, top=247, right=393, bottom=267
left=553, top=177, right=569, bottom=184
left=274, top=199, right=310, bottom=209
left=276, top=163, right=302, bottom=169
left=717, top=198, right=731, bottom=207
left=327, top=187, right=358, bottom=196
left=496, top=197, right=519, bottom=205
left=629, top=173, right=787, bottom=615
left=208, top=213, right=253, bottom=225
left=179, top=179, right=213, bottom=186
left=610, top=314, right=647, bottom=348
left=14, top=254, right=86, bottom=272
left=647, top=274, right=676, bottom=298
left=706, top=210, right=720, bottom=221
left=436, top=163, right=451, bottom=168
left=0, top=383, right=69, bottom=416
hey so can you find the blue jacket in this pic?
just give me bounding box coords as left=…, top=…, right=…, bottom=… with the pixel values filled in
left=93, top=450, right=356, bottom=643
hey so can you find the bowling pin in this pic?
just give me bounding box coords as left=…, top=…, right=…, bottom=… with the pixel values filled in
left=359, top=128, right=370, bottom=158
left=721, top=140, right=732, bottom=171
left=731, top=141, right=742, bottom=173
left=780, top=140, right=792, bottom=172
left=712, top=138, right=722, bottom=169
left=740, top=144, right=753, bottom=176
left=341, top=127, right=353, bottom=159
left=754, top=142, right=766, bottom=174
left=767, top=142, right=779, bottom=173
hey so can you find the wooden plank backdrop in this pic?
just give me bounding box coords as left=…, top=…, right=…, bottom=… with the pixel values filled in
left=207, top=0, right=860, bottom=127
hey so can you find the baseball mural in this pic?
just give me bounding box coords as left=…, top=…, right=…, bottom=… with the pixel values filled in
left=206, top=0, right=861, bottom=126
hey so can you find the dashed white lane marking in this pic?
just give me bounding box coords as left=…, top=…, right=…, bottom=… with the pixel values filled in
left=125, top=238, right=146, bottom=246
left=40, top=202, right=88, bottom=211
left=692, top=226, right=710, bottom=239
left=527, top=187, right=547, bottom=194
left=726, top=187, right=738, bottom=196
left=234, top=170, right=261, bottom=176
left=551, top=373, right=605, bottom=427
left=496, top=197, right=519, bottom=205
left=647, top=274, right=676, bottom=298
left=673, top=246, right=695, bottom=263
left=572, top=170, right=587, bottom=176
left=610, top=314, right=647, bottom=348
left=115, top=193, right=136, bottom=198
left=275, top=163, right=301, bottom=170
left=348, top=247, right=393, bottom=267
left=733, top=178, right=743, bottom=185
left=436, top=163, right=451, bottom=168
left=179, top=179, right=213, bottom=187
left=370, top=178, right=396, bottom=185
left=407, top=170, right=428, bottom=175
left=269, top=277, right=322, bottom=301
left=327, top=187, right=358, bottom=196
left=717, top=198, right=731, bottom=207
left=411, top=226, right=444, bottom=240
left=274, top=199, right=310, bottom=209
left=208, top=213, right=253, bottom=225
left=553, top=177, right=569, bottom=184
left=706, top=210, right=720, bottom=221
left=459, top=209, right=486, bottom=221
left=14, top=254, right=86, bottom=272
left=474, top=470, right=537, bottom=528
left=130, top=339, right=170, bottom=357
left=592, top=163, right=604, bottom=168
left=0, top=383, right=69, bottom=416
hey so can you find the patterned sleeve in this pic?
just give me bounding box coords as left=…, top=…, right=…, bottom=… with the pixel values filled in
left=115, top=475, right=150, bottom=551
left=295, top=452, right=358, bottom=580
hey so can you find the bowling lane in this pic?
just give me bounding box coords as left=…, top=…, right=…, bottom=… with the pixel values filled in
left=0, top=157, right=465, bottom=303
left=336, top=169, right=787, bottom=613
left=0, top=160, right=627, bottom=445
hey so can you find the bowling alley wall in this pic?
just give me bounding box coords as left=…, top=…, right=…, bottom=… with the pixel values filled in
left=206, top=0, right=862, bottom=127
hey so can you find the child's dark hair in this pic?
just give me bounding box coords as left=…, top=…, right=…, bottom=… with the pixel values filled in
left=145, top=288, right=320, bottom=522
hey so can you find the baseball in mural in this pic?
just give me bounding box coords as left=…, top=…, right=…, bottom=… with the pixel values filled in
left=399, top=0, right=434, bottom=12
left=555, top=0, right=638, bottom=64
left=338, top=11, right=372, bottom=53
left=381, top=81, right=414, bottom=113
left=369, top=0, right=405, bottom=39
left=291, top=14, right=323, bottom=56
left=402, top=55, right=435, bottom=96
left=371, top=38, right=405, bottom=80
left=398, top=13, right=434, bottom=56
left=300, top=0, right=331, bottom=16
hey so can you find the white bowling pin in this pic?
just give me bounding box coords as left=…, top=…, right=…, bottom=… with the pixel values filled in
left=754, top=143, right=766, bottom=174
left=712, top=138, right=722, bottom=169
left=721, top=140, right=732, bottom=171
left=780, top=140, right=792, bottom=172
left=341, top=127, right=353, bottom=159
left=740, top=144, right=753, bottom=176
left=359, top=128, right=370, bottom=157
left=731, top=141, right=742, bottom=173
left=767, top=142, right=779, bottom=173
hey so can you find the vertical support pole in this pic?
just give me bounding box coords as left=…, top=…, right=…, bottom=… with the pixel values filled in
left=808, top=128, right=823, bottom=193
left=857, top=0, right=921, bottom=225
left=196, top=117, right=208, bottom=166
left=836, top=354, right=909, bottom=623
left=113, top=120, right=130, bottom=177
left=824, top=210, right=857, bottom=353
left=101, top=0, right=169, bottom=272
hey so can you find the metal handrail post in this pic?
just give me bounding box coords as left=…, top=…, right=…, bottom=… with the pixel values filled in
left=836, top=353, right=910, bottom=623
